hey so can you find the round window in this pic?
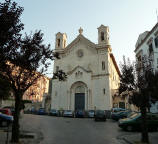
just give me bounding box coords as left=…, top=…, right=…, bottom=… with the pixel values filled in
left=77, top=49, right=84, bottom=58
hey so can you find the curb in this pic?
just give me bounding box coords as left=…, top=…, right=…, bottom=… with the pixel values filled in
left=117, top=135, right=134, bottom=144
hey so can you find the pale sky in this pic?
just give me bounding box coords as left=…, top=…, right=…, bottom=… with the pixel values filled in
left=8, top=0, right=158, bottom=77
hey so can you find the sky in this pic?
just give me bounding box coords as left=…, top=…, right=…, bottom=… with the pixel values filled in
left=6, top=0, right=158, bottom=78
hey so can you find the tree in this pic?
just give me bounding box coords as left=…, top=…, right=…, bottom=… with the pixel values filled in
left=130, top=56, right=158, bottom=143
left=0, top=73, right=11, bottom=101
left=119, top=56, right=136, bottom=94
left=119, top=56, right=158, bottom=143
left=0, top=0, right=66, bottom=142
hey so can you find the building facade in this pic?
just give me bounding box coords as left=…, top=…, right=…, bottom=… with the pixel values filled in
left=135, top=22, right=158, bottom=113
left=23, top=76, right=49, bottom=102
left=135, top=23, right=158, bottom=72
left=51, top=25, right=120, bottom=111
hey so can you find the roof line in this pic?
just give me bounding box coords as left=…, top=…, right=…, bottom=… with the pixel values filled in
left=110, top=53, right=121, bottom=76
left=134, top=22, right=158, bottom=52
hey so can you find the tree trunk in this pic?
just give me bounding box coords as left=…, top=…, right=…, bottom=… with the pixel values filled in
left=140, top=106, right=149, bottom=143
left=11, top=92, right=22, bottom=143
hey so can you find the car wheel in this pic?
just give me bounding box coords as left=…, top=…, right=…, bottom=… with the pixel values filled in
left=126, top=126, right=133, bottom=131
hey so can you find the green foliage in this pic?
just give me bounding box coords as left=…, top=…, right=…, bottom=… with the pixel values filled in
left=119, top=55, right=158, bottom=143
left=119, top=56, right=136, bottom=94
left=22, top=100, right=32, bottom=104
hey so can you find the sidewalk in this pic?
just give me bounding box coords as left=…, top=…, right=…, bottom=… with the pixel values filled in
left=119, top=132, right=158, bottom=144
left=0, top=127, right=40, bottom=144
left=0, top=126, right=12, bottom=144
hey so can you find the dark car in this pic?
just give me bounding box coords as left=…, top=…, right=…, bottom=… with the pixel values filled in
left=63, top=110, right=74, bottom=117
left=37, top=108, right=46, bottom=115
left=111, top=110, right=132, bottom=121
left=118, top=113, right=158, bottom=131
left=75, top=110, right=85, bottom=118
left=94, top=110, right=106, bottom=121
left=49, top=109, right=59, bottom=116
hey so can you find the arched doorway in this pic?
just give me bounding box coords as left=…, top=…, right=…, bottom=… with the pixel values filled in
left=75, top=86, right=85, bottom=110
left=70, top=81, right=88, bottom=110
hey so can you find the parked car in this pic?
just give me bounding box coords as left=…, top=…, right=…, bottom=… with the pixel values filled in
left=30, top=107, right=36, bottom=114
left=111, top=108, right=126, bottom=113
left=118, top=113, right=158, bottom=131
left=49, top=109, right=59, bottom=116
left=3, top=106, right=15, bottom=115
left=75, top=110, right=85, bottom=118
left=94, top=110, right=106, bottom=121
left=0, top=111, right=13, bottom=127
left=111, top=110, right=132, bottom=121
left=87, top=110, right=95, bottom=118
left=0, top=108, right=12, bottom=116
left=63, top=110, right=74, bottom=117
left=37, top=108, right=46, bottom=115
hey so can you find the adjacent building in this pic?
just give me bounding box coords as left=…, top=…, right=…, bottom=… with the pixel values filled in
left=23, top=76, right=49, bottom=102
left=135, top=23, right=158, bottom=73
left=135, top=22, right=158, bottom=113
left=51, top=25, right=120, bottom=111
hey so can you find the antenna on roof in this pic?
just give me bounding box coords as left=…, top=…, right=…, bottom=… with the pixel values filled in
left=156, top=9, right=158, bottom=23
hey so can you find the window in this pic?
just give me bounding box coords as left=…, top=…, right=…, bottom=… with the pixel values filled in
left=103, top=88, right=105, bottom=94
left=102, top=61, right=105, bottom=70
left=155, top=36, right=158, bottom=48
left=101, top=32, right=104, bottom=41
left=57, top=39, right=60, bottom=47
left=149, top=43, right=153, bottom=54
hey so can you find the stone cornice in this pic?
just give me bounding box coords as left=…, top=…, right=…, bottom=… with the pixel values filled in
left=92, top=73, right=110, bottom=78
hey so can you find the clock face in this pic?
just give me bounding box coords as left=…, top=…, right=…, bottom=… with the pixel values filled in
left=77, top=49, right=83, bottom=58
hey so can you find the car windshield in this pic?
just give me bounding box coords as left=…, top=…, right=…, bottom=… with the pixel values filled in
left=96, top=110, right=104, bottom=114
left=51, top=109, right=56, bottom=112
left=67, top=110, right=72, bottom=112
left=65, top=110, right=72, bottom=112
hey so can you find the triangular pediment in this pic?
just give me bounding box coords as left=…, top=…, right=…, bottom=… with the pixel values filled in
left=63, top=34, right=96, bottom=53
left=67, top=65, right=92, bottom=75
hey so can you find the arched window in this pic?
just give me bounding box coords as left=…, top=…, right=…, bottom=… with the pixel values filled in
left=101, top=32, right=104, bottom=41
left=57, top=39, right=60, bottom=47
left=102, top=61, right=105, bottom=70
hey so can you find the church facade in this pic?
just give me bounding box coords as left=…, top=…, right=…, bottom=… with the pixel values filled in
left=51, top=25, right=120, bottom=111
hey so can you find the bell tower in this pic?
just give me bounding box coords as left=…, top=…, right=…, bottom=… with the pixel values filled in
left=98, top=25, right=110, bottom=45
left=55, top=32, right=67, bottom=49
